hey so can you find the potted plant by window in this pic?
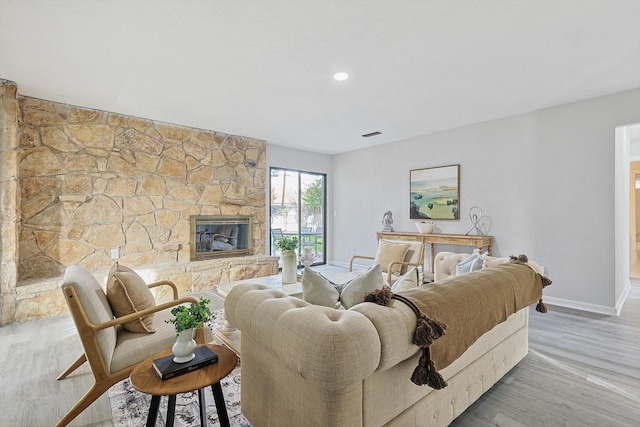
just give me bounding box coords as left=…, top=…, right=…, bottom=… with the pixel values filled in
left=165, top=297, right=213, bottom=363
left=276, top=236, right=298, bottom=284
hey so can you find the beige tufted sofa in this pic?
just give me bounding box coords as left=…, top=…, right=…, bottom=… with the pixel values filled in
left=434, top=251, right=545, bottom=282
left=224, top=271, right=533, bottom=427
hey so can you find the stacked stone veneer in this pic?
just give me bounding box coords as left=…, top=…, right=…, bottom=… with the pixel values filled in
left=0, top=78, right=278, bottom=324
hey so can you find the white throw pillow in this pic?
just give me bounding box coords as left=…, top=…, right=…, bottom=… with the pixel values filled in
left=391, top=267, right=420, bottom=292
left=301, top=267, right=341, bottom=309
left=301, top=265, right=384, bottom=309
left=340, top=264, right=384, bottom=309
left=455, top=249, right=486, bottom=276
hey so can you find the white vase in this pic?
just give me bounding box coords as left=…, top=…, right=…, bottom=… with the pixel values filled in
left=172, top=328, right=197, bottom=363
left=281, top=249, right=298, bottom=284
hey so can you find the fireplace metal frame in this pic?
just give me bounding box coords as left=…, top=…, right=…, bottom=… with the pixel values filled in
left=190, top=215, right=253, bottom=261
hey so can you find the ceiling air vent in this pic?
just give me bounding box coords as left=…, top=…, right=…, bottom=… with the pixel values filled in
left=362, top=131, right=382, bottom=138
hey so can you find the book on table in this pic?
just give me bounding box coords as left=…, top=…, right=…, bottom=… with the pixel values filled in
left=152, top=345, right=219, bottom=380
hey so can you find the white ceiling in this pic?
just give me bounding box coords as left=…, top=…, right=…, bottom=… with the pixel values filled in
left=1, top=1, right=640, bottom=155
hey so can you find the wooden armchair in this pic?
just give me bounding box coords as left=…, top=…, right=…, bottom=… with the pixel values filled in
left=56, top=265, right=206, bottom=427
left=349, top=239, right=425, bottom=284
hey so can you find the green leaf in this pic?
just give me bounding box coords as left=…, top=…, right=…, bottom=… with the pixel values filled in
left=165, top=297, right=213, bottom=337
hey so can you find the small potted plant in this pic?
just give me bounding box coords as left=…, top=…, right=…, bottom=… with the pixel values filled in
left=165, top=297, right=213, bottom=362
left=276, top=236, right=298, bottom=284
left=276, top=235, right=298, bottom=252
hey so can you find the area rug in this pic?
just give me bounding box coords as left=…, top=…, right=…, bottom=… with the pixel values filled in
left=108, top=309, right=251, bottom=427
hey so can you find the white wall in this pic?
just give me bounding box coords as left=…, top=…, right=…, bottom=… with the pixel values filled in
left=332, top=88, right=640, bottom=313
left=629, top=134, right=640, bottom=161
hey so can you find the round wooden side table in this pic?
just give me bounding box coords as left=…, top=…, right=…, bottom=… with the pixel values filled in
left=130, top=343, right=238, bottom=427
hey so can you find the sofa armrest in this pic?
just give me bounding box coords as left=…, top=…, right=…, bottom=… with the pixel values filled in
left=434, top=251, right=469, bottom=281
left=225, top=283, right=381, bottom=390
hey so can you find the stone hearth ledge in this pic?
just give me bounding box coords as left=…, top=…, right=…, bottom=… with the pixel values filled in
left=12, top=255, right=278, bottom=323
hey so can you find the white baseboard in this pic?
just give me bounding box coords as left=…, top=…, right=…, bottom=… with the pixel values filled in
left=615, top=281, right=633, bottom=315
left=537, top=296, right=617, bottom=316
left=328, top=260, right=370, bottom=271
left=544, top=281, right=632, bottom=316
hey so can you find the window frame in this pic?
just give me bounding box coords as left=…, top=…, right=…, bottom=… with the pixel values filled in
left=268, top=167, right=326, bottom=267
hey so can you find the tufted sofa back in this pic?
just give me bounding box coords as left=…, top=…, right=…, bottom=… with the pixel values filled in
left=434, top=251, right=545, bottom=282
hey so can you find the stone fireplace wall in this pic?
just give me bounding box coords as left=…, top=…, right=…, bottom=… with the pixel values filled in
left=0, top=78, right=278, bottom=324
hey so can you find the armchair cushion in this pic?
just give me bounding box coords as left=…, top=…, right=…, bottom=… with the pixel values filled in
left=106, top=263, right=156, bottom=333
left=374, top=240, right=410, bottom=275
left=110, top=308, right=178, bottom=372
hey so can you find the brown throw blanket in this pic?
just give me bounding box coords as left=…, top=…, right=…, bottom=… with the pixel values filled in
left=365, top=258, right=551, bottom=389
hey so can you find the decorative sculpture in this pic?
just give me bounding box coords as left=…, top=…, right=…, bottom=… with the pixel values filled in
left=465, top=206, right=488, bottom=236
left=300, top=246, right=315, bottom=269
left=382, top=210, right=394, bottom=232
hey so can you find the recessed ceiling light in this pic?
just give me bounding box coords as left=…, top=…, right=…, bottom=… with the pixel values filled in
left=333, top=72, right=349, bottom=81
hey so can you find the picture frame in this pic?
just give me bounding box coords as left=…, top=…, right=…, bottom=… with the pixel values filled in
left=410, top=164, right=460, bottom=220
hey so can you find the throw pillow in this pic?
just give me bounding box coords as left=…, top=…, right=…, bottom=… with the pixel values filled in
left=301, top=265, right=384, bottom=309
left=374, top=240, right=411, bottom=276
left=106, top=263, right=156, bottom=333
left=301, top=267, right=341, bottom=309
left=391, top=266, right=420, bottom=292
left=483, top=256, right=509, bottom=269
left=455, top=249, right=486, bottom=276
left=339, top=264, right=384, bottom=309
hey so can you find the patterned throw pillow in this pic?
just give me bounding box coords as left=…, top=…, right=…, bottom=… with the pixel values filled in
left=455, top=250, right=486, bottom=276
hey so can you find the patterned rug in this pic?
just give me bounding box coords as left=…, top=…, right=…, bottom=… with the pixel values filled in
left=108, top=310, right=251, bottom=427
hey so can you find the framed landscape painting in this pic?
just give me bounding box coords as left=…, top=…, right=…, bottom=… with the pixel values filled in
left=410, top=164, right=460, bottom=220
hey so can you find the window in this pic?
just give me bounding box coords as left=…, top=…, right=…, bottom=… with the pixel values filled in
left=269, top=168, right=326, bottom=266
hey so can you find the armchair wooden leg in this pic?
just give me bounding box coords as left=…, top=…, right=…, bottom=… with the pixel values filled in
left=55, top=379, right=113, bottom=427
left=57, top=353, right=87, bottom=380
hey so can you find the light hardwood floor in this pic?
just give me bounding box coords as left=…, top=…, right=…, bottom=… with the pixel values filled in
left=1, top=283, right=638, bottom=426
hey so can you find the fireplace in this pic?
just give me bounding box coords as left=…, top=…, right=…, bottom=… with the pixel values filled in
left=190, top=215, right=253, bottom=261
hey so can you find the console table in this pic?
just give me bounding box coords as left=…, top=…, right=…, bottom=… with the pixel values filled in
left=376, top=231, right=493, bottom=278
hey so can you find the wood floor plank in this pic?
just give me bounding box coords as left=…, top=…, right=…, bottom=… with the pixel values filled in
left=452, top=284, right=640, bottom=427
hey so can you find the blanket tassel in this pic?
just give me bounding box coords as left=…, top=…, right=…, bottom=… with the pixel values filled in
left=413, top=314, right=447, bottom=347
left=363, top=286, right=393, bottom=306
left=536, top=298, right=548, bottom=313
left=411, top=348, right=447, bottom=389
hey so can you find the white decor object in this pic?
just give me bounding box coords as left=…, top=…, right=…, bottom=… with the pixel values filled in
left=382, top=210, right=394, bottom=232
left=465, top=206, right=488, bottom=236
left=281, top=249, right=298, bottom=284
left=415, top=221, right=435, bottom=234
left=172, top=328, right=197, bottom=363
left=300, top=246, right=315, bottom=269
